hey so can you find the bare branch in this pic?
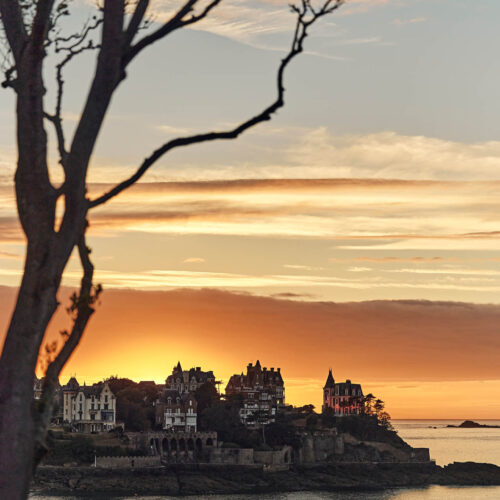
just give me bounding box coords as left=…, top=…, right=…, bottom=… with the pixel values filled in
left=34, top=228, right=101, bottom=462
left=64, top=0, right=124, bottom=192
left=43, top=14, right=103, bottom=168
left=90, top=0, right=344, bottom=208
left=123, top=0, right=149, bottom=48
left=44, top=111, right=67, bottom=165
left=123, top=0, right=221, bottom=66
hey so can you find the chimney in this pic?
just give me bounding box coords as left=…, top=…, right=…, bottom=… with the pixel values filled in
left=271, top=367, right=274, bottom=372
left=263, top=367, right=267, bottom=372
left=277, top=368, right=281, bottom=373
left=248, top=363, right=253, bottom=369
left=196, top=367, right=201, bottom=371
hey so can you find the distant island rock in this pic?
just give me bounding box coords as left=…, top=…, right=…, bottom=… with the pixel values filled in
left=447, top=420, right=500, bottom=429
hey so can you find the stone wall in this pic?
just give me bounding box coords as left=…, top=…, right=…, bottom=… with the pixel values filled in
left=96, top=456, right=161, bottom=468
left=127, top=431, right=217, bottom=457
left=297, top=430, right=344, bottom=464
left=254, top=446, right=293, bottom=466
left=209, top=448, right=254, bottom=465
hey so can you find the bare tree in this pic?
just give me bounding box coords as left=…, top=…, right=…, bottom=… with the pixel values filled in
left=0, top=0, right=344, bottom=497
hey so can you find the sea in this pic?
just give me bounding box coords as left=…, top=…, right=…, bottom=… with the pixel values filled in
left=30, top=419, right=500, bottom=500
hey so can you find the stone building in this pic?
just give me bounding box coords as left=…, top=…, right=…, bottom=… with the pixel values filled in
left=62, top=377, right=116, bottom=432
left=155, top=362, right=216, bottom=432
left=155, top=390, right=198, bottom=432
left=322, top=369, right=363, bottom=415
left=165, top=362, right=216, bottom=394
left=225, top=360, right=285, bottom=425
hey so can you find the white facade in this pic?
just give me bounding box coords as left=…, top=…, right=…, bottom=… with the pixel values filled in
left=163, top=403, right=197, bottom=432
left=63, top=381, right=116, bottom=432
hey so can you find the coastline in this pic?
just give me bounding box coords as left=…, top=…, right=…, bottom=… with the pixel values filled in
left=32, top=462, right=500, bottom=497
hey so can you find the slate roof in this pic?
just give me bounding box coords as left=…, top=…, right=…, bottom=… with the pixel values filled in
left=324, top=369, right=336, bottom=389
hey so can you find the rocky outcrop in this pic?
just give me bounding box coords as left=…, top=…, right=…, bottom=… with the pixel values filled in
left=447, top=420, right=500, bottom=429
left=32, top=461, right=500, bottom=496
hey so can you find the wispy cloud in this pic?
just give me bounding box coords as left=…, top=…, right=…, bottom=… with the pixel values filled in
left=393, top=17, right=426, bottom=26
left=183, top=257, right=206, bottom=263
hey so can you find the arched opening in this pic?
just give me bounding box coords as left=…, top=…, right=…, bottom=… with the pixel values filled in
left=187, top=438, right=194, bottom=451
left=162, top=438, right=169, bottom=454
left=171, top=439, right=177, bottom=451
left=154, top=438, right=160, bottom=454
left=179, top=438, right=186, bottom=452
left=284, top=451, right=290, bottom=463
left=195, top=438, right=202, bottom=453
left=206, top=437, right=213, bottom=446
left=150, top=438, right=155, bottom=454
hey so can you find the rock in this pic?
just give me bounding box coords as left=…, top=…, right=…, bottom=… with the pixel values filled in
left=68, top=478, right=79, bottom=488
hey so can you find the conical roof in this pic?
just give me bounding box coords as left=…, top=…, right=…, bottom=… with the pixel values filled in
left=324, top=369, right=335, bottom=389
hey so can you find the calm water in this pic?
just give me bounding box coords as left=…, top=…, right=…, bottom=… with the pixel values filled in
left=393, top=419, right=500, bottom=466
left=30, top=420, right=500, bottom=500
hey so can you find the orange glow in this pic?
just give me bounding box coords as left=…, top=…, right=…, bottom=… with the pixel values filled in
left=1, top=286, right=498, bottom=419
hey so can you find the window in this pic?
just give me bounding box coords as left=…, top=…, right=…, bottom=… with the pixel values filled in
left=105, top=395, right=108, bottom=403
left=104, top=404, right=108, bottom=410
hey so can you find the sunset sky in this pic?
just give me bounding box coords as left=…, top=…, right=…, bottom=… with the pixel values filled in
left=1, top=0, right=500, bottom=418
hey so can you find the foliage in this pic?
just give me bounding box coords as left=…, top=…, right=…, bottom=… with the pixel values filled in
left=265, top=413, right=302, bottom=449
left=43, top=433, right=144, bottom=465
left=321, top=407, right=337, bottom=428
left=336, top=415, right=408, bottom=450
left=105, top=377, right=159, bottom=431
left=361, top=393, right=393, bottom=430
left=43, top=435, right=94, bottom=465
left=305, top=413, right=319, bottom=430
left=194, top=381, right=220, bottom=416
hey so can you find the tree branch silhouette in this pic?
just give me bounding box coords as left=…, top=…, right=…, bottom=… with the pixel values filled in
left=90, top=0, right=344, bottom=208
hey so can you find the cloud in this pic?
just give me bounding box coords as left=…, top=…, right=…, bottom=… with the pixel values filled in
left=283, top=264, right=324, bottom=271
left=1, top=286, right=498, bottom=416
left=0, top=250, right=22, bottom=260
left=338, top=0, right=392, bottom=16
left=84, top=176, right=500, bottom=246
left=147, top=0, right=391, bottom=55
left=183, top=257, right=206, bottom=263
left=150, top=0, right=295, bottom=48
left=287, top=129, right=500, bottom=181
left=157, top=125, right=194, bottom=135
left=353, top=256, right=454, bottom=263
left=393, top=17, right=426, bottom=26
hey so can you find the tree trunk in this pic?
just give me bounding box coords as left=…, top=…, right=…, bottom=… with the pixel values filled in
left=0, top=245, right=65, bottom=498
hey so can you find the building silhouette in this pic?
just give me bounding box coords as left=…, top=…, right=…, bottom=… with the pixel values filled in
left=225, top=360, right=285, bottom=425
left=322, top=369, right=363, bottom=415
